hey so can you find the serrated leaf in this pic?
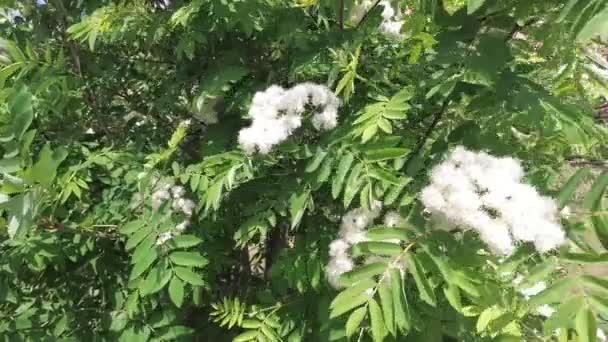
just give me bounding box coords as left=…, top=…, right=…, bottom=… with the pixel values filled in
left=129, top=248, right=158, bottom=280
left=557, top=168, right=592, bottom=208
left=340, top=262, right=387, bottom=287
left=351, top=241, right=402, bottom=257
left=125, top=226, right=152, bottom=250
left=543, top=296, right=584, bottom=335
left=345, top=307, right=367, bottom=337
left=140, top=265, right=172, bottom=296
left=305, top=148, right=327, bottom=173
left=368, top=167, right=400, bottom=185
left=577, top=7, right=608, bottom=43
left=529, top=278, right=576, bottom=307
left=467, top=0, right=486, bottom=14
left=575, top=306, right=597, bottom=342
left=519, top=257, right=557, bottom=288
left=331, top=278, right=376, bottom=310
left=362, top=124, right=378, bottom=143
left=170, top=252, right=209, bottom=268
left=31, top=144, right=68, bottom=186
left=166, top=234, right=203, bottom=249
left=390, top=268, right=410, bottom=332
left=233, top=330, right=258, bottom=342
left=582, top=172, right=608, bottom=212
left=9, top=87, right=33, bottom=140
left=289, top=189, right=309, bottom=229
left=343, top=163, right=363, bottom=208
left=378, top=283, right=395, bottom=336
left=120, top=220, right=144, bottom=235
left=377, top=118, right=392, bottom=133
left=174, top=266, right=205, bottom=286
left=332, top=153, right=355, bottom=199
left=476, top=306, right=503, bottom=333
left=168, top=277, right=185, bottom=307
left=407, top=255, right=436, bottom=306
left=369, top=298, right=387, bottom=342
left=366, top=227, right=409, bottom=241
left=364, top=148, right=409, bottom=162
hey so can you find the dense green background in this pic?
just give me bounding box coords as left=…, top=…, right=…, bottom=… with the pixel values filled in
left=0, top=0, right=607, bottom=341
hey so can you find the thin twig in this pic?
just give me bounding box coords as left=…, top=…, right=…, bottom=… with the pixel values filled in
left=403, top=99, right=450, bottom=169
left=355, top=0, right=382, bottom=30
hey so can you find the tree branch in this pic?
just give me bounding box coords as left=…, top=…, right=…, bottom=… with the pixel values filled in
left=403, top=99, right=450, bottom=168
left=355, top=0, right=382, bottom=30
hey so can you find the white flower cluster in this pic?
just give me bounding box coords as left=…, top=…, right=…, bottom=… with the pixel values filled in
left=326, top=204, right=408, bottom=289
left=420, top=146, right=566, bottom=256
left=238, top=83, right=340, bottom=154
left=379, top=1, right=405, bottom=39
left=152, top=183, right=196, bottom=245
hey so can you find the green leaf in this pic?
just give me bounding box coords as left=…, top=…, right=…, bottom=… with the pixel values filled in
left=9, top=87, right=34, bottom=140
left=362, top=124, right=378, bottom=143
left=407, top=255, right=436, bottom=306
left=305, top=148, right=327, bottom=173
left=369, top=298, right=387, bottom=342
left=577, top=7, right=608, bottom=43
left=166, top=234, right=203, bottom=249
left=345, top=307, right=367, bottom=337
left=6, top=192, right=35, bottom=239
left=388, top=268, right=409, bottom=332
left=557, top=168, right=592, bottom=208
left=368, top=167, right=400, bottom=185
left=140, top=265, right=172, bottom=296
left=377, top=118, right=393, bottom=134
left=331, top=278, right=376, bottom=309
left=444, top=284, right=462, bottom=312
left=31, top=144, right=68, bottom=186
left=169, top=252, right=209, bottom=268
left=330, top=292, right=368, bottom=318
left=174, top=266, right=205, bottom=286
left=543, top=296, right=584, bottom=335
left=343, top=163, right=363, bottom=208
left=120, top=220, right=144, bottom=235
left=476, top=306, right=504, bottom=333
left=364, top=148, right=409, bottom=162
left=125, top=226, right=152, bottom=250
left=129, top=248, right=158, bottom=280
left=289, top=189, right=309, bottom=229
left=366, top=227, right=410, bottom=241
left=351, top=241, right=402, bottom=257
left=575, top=306, right=597, bottom=342
left=378, top=282, right=395, bottom=336
left=233, top=330, right=258, bottom=342
left=168, top=277, right=185, bottom=307
left=519, top=257, right=557, bottom=288
left=332, top=153, right=355, bottom=199
left=582, top=172, right=608, bottom=211
left=340, top=262, right=387, bottom=287
left=0, top=157, right=19, bottom=173
left=467, top=0, right=486, bottom=14
left=529, top=278, right=576, bottom=307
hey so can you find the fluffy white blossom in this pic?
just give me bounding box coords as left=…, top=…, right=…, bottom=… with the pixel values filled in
left=520, top=281, right=546, bottom=298
left=156, top=231, right=173, bottom=246
left=326, top=207, right=381, bottom=288
left=151, top=181, right=197, bottom=245
left=379, top=1, right=404, bottom=39
left=383, top=211, right=405, bottom=227
left=536, top=304, right=555, bottom=317
left=238, top=83, right=340, bottom=154
left=420, top=146, right=566, bottom=256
